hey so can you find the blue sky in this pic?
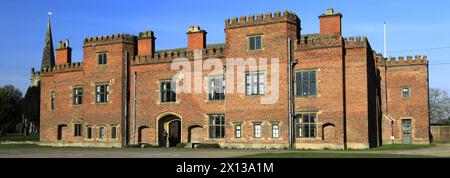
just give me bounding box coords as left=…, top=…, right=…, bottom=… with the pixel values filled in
left=1, top=0, right=449, bottom=94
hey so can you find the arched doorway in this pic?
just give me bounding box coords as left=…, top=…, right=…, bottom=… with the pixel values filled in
left=138, top=126, right=150, bottom=143
left=158, top=114, right=181, bottom=147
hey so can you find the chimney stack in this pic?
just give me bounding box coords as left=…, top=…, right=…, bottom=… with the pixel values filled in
left=56, top=40, right=72, bottom=64
left=138, top=30, right=156, bottom=56
left=319, top=8, right=342, bottom=35
left=187, top=26, right=207, bottom=50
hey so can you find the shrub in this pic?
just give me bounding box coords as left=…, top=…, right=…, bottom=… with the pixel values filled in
left=197, top=143, right=221, bottom=149
left=176, top=143, right=187, bottom=148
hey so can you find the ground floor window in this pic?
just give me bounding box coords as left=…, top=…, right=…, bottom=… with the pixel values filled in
left=209, top=114, right=225, bottom=139
left=253, top=123, right=261, bottom=138
left=99, top=127, right=105, bottom=139
left=111, top=126, right=117, bottom=139
left=272, top=124, right=279, bottom=138
left=74, top=124, right=82, bottom=137
left=235, top=124, right=241, bottom=138
left=295, top=113, right=317, bottom=138
left=87, top=127, right=93, bottom=139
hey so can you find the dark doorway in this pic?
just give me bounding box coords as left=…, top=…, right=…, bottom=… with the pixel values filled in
left=158, top=114, right=182, bottom=147
left=169, top=120, right=181, bottom=147
left=57, top=124, right=67, bottom=141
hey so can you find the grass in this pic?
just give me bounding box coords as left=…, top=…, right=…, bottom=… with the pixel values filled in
left=368, top=144, right=435, bottom=151
left=0, top=144, right=42, bottom=149
left=237, top=152, right=434, bottom=158
left=0, top=133, right=39, bottom=142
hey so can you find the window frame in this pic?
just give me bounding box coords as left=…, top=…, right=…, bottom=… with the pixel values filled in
left=111, top=126, right=117, bottom=139
left=234, top=124, right=241, bottom=138
left=73, top=87, right=83, bottom=105
left=50, top=91, right=55, bottom=111
left=208, top=76, right=225, bottom=101
left=248, top=35, right=263, bottom=51
left=99, top=127, right=105, bottom=139
left=253, top=123, right=262, bottom=138
left=272, top=123, right=279, bottom=138
left=160, top=80, right=177, bottom=103
left=295, top=113, right=318, bottom=139
left=402, top=87, right=410, bottom=98
left=208, top=114, right=225, bottom=139
left=74, top=123, right=82, bottom=137
left=295, top=69, right=318, bottom=97
left=87, top=127, right=93, bottom=139
left=95, top=84, right=109, bottom=103
left=245, top=72, right=265, bottom=96
left=97, top=52, right=108, bottom=65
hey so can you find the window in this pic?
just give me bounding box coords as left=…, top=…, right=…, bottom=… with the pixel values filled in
left=160, top=80, right=176, bottom=103
left=111, top=126, right=117, bottom=139
left=50, top=91, right=55, bottom=111
left=74, top=124, right=82, bottom=137
left=95, top=84, right=109, bottom=103
left=245, top=73, right=265, bottom=96
left=87, top=127, right=93, bottom=139
left=402, top=87, right=410, bottom=98
left=97, top=52, right=107, bottom=65
left=253, top=123, right=261, bottom=138
left=209, top=76, right=225, bottom=100
left=235, top=125, right=241, bottom=138
left=296, top=70, right=317, bottom=97
left=73, top=88, right=83, bottom=105
left=99, top=127, right=105, bottom=139
left=209, top=114, right=225, bottom=139
left=272, top=124, right=279, bottom=138
left=249, top=36, right=262, bottom=50
left=295, top=113, right=317, bottom=138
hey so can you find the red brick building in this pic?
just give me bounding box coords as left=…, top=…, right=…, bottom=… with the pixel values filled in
left=33, top=8, right=430, bottom=149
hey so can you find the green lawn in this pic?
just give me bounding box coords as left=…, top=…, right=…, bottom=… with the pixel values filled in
left=368, top=144, right=435, bottom=151
left=0, top=144, right=42, bottom=149
left=0, top=133, right=39, bottom=142
left=238, top=152, right=434, bottom=158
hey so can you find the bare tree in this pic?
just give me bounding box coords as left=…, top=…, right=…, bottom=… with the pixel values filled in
left=429, top=88, right=450, bottom=123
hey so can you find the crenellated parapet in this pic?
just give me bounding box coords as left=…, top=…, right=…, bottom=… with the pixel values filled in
left=225, top=10, right=300, bottom=29
left=385, top=55, right=428, bottom=67
left=344, top=36, right=368, bottom=48
left=375, top=53, right=386, bottom=67
left=31, top=68, right=41, bottom=78
left=132, top=47, right=225, bottom=66
left=40, top=62, right=83, bottom=76
left=83, top=33, right=136, bottom=46
left=297, top=34, right=342, bottom=50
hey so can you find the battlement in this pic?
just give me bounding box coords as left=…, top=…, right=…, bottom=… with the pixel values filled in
left=132, top=47, right=225, bottom=66
left=386, top=55, right=428, bottom=67
left=344, top=36, right=368, bottom=48
left=31, top=68, right=41, bottom=77
left=297, top=33, right=342, bottom=50
left=83, top=33, right=136, bottom=46
left=225, top=10, right=300, bottom=29
left=40, top=62, right=83, bottom=76
left=139, top=30, right=154, bottom=39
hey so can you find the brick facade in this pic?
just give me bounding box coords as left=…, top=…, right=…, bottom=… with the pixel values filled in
left=35, top=9, right=430, bottom=149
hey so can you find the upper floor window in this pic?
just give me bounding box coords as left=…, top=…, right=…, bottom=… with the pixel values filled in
left=50, top=91, right=55, bottom=111
left=295, top=113, right=317, bottom=138
left=73, top=87, right=83, bottom=105
left=402, top=87, right=410, bottom=98
left=97, top=52, right=107, bottom=65
left=95, top=84, right=109, bottom=103
left=246, top=73, right=265, bottom=96
left=249, top=36, right=262, bottom=50
left=272, top=124, right=279, bottom=138
left=74, top=124, right=82, bottom=137
left=209, top=114, right=225, bottom=139
left=208, top=76, right=225, bottom=100
left=253, top=123, right=261, bottom=138
left=296, top=70, right=317, bottom=97
left=160, top=80, right=176, bottom=103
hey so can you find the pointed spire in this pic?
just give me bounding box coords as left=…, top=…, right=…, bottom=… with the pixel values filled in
left=41, top=12, right=55, bottom=69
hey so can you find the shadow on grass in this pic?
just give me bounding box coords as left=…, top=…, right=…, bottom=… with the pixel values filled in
left=236, top=152, right=434, bottom=158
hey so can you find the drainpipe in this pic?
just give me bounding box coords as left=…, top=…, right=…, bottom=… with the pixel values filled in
left=287, top=38, right=298, bottom=150
left=123, top=51, right=129, bottom=146
left=133, top=72, right=137, bottom=145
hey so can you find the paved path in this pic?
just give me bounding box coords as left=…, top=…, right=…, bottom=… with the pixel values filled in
left=0, top=144, right=449, bottom=158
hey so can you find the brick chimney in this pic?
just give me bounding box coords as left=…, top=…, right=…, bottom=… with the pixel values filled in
left=138, top=30, right=156, bottom=56
left=56, top=40, right=72, bottom=64
left=319, top=8, right=342, bottom=35
left=187, top=26, right=207, bottom=50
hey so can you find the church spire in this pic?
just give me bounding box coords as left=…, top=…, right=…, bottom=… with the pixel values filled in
left=41, top=12, right=55, bottom=69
